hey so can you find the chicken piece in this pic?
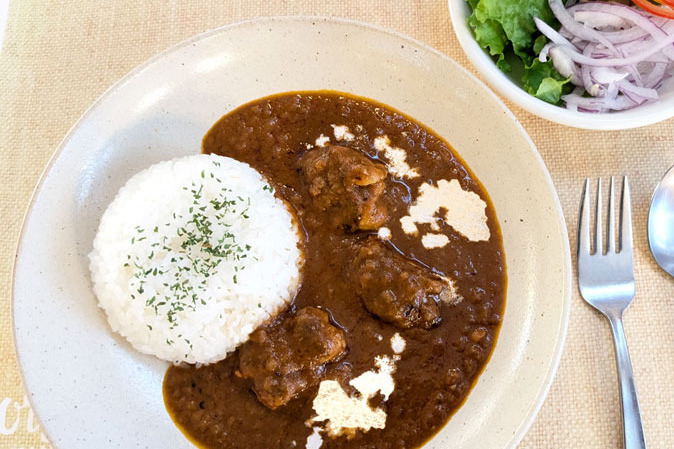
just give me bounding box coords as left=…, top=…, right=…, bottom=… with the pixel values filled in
left=238, top=307, right=347, bottom=409
left=352, top=238, right=455, bottom=329
left=299, top=145, right=389, bottom=231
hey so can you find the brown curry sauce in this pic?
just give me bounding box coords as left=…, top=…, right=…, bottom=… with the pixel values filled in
left=163, top=91, right=506, bottom=449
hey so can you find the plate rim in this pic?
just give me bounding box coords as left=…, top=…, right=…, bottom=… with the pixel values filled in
left=11, top=15, right=572, bottom=449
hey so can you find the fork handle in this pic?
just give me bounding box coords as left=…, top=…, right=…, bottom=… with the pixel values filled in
left=607, top=313, right=647, bottom=449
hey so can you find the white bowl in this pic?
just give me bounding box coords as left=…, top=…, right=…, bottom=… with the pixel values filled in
left=448, top=0, right=674, bottom=130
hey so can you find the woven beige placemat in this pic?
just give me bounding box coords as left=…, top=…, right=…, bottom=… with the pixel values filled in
left=1, top=1, right=673, bottom=448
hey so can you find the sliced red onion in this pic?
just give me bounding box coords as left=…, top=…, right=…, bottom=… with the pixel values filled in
left=536, top=18, right=674, bottom=67
left=562, top=92, right=640, bottom=111
left=560, top=28, right=575, bottom=40
left=536, top=1, right=674, bottom=113
left=539, top=42, right=554, bottom=62
left=581, top=43, right=599, bottom=94
left=535, top=17, right=576, bottom=47
left=549, top=0, right=619, bottom=53
left=574, top=10, right=630, bottom=30
left=591, top=66, right=629, bottom=84
left=549, top=45, right=582, bottom=85
left=619, top=38, right=670, bottom=63
left=616, top=79, right=659, bottom=100
left=573, top=38, right=590, bottom=51
left=568, top=2, right=674, bottom=59
left=606, top=81, right=619, bottom=101
left=626, top=64, right=645, bottom=88
left=663, top=20, right=674, bottom=34
left=643, top=62, right=670, bottom=88
left=599, top=27, right=650, bottom=45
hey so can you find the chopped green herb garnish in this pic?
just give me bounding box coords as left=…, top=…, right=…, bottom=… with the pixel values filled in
left=125, top=176, right=253, bottom=330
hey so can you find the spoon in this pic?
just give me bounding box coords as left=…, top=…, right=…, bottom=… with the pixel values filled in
left=648, top=164, right=674, bottom=277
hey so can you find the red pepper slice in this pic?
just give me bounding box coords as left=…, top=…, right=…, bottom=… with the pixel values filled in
left=632, top=0, right=674, bottom=18
left=653, top=0, right=674, bottom=8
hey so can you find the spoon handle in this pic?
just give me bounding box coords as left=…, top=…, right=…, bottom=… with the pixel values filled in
left=608, top=314, right=647, bottom=449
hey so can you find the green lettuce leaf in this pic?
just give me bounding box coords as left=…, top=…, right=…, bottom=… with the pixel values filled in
left=522, top=59, right=571, bottom=103
left=533, top=34, right=548, bottom=55
left=472, top=0, right=555, bottom=64
left=468, top=16, right=509, bottom=71
left=467, top=0, right=568, bottom=104
left=533, top=76, right=570, bottom=103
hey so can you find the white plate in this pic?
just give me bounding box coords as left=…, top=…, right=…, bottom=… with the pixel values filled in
left=13, top=17, right=571, bottom=449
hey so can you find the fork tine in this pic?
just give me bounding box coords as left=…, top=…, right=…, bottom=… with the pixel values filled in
left=578, top=178, right=591, bottom=256
left=595, top=178, right=603, bottom=255
left=607, top=177, right=616, bottom=253
left=620, top=176, right=633, bottom=254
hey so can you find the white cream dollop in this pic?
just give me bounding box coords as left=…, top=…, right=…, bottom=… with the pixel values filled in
left=309, top=380, right=387, bottom=437
left=377, top=226, right=392, bottom=241
left=373, top=135, right=420, bottom=179
left=391, top=333, right=406, bottom=354
left=400, top=179, right=490, bottom=242
left=315, top=134, right=330, bottom=147
left=308, top=355, right=399, bottom=437
left=349, top=355, right=397, bottom=401
left=421, top=233, right=450, bottom=249
left=331, top=124, right=355, bottom=142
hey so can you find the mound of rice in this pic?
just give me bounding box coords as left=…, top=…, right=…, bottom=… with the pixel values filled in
left=89, top=154, right=302, bottom=364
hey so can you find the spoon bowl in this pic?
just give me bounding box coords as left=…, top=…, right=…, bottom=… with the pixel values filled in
left=648, top=165, right=674, bottom=277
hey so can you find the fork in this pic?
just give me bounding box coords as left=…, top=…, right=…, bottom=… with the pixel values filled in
left=578, top=177, right=647, bottom=449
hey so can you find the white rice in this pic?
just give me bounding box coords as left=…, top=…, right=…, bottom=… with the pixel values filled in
left=89, top=154, right=302, bottom=364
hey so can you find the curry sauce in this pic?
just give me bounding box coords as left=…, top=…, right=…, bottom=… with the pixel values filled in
left=163, top=91, right=506, bottom=449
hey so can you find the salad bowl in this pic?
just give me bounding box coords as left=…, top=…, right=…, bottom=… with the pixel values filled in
left=449, top=0, right=674, bottom=130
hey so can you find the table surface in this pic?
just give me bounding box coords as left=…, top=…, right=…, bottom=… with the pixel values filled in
left=1, top=1, right=673, bottom=448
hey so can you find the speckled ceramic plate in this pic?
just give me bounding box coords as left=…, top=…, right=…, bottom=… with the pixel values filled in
left=13, top=17, right=571, bottom=449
